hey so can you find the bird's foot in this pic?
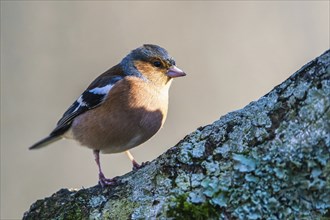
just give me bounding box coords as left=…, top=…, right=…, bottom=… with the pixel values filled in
left=98, top=172, right=116, bottom=187
left=132, top=160, right=149, bottom=171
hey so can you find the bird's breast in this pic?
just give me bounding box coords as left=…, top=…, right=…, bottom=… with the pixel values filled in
left=70, top=77, right=170, bottom=153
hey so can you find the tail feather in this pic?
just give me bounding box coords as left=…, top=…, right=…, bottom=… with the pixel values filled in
left=29, top=135, right=61, bottom=150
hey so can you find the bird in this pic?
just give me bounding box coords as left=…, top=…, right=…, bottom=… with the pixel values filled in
left=29, top=44, right=186, bottom=186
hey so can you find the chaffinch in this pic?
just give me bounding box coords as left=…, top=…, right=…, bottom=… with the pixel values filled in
left=29, top=44, right=186, bottom=186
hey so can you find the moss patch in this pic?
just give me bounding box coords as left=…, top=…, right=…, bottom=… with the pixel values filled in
left=167, top=194, right=219, bottom=220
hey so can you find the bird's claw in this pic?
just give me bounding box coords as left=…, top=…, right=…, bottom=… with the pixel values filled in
left=132, top=160, right=149, bottom=171
left=98, top=173, right=116, bottom=187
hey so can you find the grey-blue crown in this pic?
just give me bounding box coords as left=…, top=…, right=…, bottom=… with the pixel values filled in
left=132, top=44, right=175, bottom=64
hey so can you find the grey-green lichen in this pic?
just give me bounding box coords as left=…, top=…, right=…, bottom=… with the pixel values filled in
left=165, top=50, right=330, bottom=219
left=23, top=50, right=330, bottom=220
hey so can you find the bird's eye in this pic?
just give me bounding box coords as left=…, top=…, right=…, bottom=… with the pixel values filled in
left=153, top=61, right=162, bottom=68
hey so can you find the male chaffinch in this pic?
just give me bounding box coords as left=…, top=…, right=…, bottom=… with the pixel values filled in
left=30, top=44, right=186, bottom=186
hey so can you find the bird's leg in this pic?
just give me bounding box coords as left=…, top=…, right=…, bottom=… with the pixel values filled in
left=125, top=150, right=147, bottom=170
left=93, top=150, right=115, bottom=187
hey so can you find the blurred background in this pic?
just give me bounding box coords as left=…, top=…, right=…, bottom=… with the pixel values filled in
left=1, top=1, right=329, bottom=219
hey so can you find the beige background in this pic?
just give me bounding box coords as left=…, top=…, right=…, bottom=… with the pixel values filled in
left=1, top=1, right=329, bottom=219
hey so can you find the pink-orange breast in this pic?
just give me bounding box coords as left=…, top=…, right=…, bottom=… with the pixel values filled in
left=70, top=76, right=169, bottom=153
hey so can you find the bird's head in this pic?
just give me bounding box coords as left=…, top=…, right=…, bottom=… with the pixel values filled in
left=121, top=44, right=186, bottom=87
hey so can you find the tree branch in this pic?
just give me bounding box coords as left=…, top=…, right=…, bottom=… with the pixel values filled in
left=23, top=50, right=330, bottom=219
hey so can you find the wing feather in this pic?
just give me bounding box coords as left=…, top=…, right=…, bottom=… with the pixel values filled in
left=50, top=75, right=123, bottom=136
left=30, top=63, right=128, bottom=149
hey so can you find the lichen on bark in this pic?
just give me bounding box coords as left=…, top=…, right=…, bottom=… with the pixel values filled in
left=24, top=50, right=330, bottom=220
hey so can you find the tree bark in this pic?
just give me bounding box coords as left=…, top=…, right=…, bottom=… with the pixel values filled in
left=23, top=50, right=330, bottom=220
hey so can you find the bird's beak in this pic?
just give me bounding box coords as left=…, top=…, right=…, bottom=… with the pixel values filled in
left=167, top=66, right=186, bottom=78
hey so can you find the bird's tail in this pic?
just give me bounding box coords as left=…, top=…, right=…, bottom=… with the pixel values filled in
left=29, top=135, right=61, bottom=150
